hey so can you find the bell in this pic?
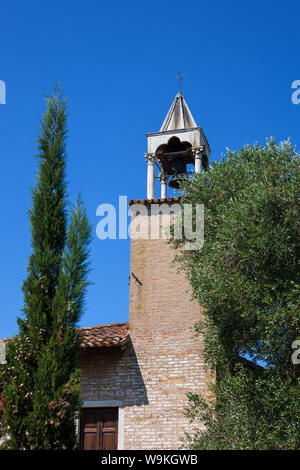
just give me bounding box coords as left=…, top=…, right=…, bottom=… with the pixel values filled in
left=168, top=174, right=185, bottom=189
left=168, top=159, right=186, bottom=189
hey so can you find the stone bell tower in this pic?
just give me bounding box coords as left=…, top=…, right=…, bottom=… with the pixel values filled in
left=124, top=92, right=213, bottom=450
left=145, top=91, right=211, bottom=199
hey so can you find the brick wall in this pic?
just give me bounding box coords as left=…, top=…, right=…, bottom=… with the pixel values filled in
left=79, top=201, right=212, bottom=450
left=125, top=202, right=210, bottom=449
left=79, top=344, right=148, bottom=408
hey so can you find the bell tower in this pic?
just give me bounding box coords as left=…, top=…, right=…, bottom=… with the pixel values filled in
left=124, top=91, right=213, bottom=450
left=145, top=91, right=211, bottom=198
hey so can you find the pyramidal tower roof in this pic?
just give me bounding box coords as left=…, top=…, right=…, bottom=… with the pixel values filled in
left=159, top=92, right=197, bottom=132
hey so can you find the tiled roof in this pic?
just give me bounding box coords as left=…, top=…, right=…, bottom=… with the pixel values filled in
left=128, top=196, right=183, bottom=206
left=0, top=323, right=130, bottom=351
left=78, top=322, right=129, bottom=349
left=0, top=338, right=10, bottom=344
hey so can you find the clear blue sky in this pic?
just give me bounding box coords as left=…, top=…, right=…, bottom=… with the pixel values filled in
left=1, top=0, right=300, bottom=338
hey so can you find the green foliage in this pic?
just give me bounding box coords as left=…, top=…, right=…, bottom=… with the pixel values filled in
left=173, top=139, right=300, bottom=449
left=185, top=366, right=300, bottom=450
left=0, top=88, right=91, bottom=449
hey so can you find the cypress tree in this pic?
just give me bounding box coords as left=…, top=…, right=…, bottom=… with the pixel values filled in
left=0, top=88, right=91, bottom=449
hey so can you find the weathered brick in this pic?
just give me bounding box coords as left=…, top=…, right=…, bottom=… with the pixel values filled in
left=79, top=202, right=213, bottom=450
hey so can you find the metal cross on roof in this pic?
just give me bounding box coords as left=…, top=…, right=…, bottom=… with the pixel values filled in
left=174, top=72, right=186, bottom=93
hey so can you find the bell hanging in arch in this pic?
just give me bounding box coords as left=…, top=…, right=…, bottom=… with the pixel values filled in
left=168, top=159, right=187, bottom=189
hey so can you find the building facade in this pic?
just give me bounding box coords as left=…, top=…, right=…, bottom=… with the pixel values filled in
left=79, top=92, right=213, bottom=450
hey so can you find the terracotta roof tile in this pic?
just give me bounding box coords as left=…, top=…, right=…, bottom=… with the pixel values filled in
left=128, top=196, right=183, bottom=206
left=0, top=323, right=130, bottom=351
left=78, top=322, right=129, bottom=349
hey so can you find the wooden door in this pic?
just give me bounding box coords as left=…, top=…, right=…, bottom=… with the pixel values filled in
left=81, top=407, right=118, bottom=450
